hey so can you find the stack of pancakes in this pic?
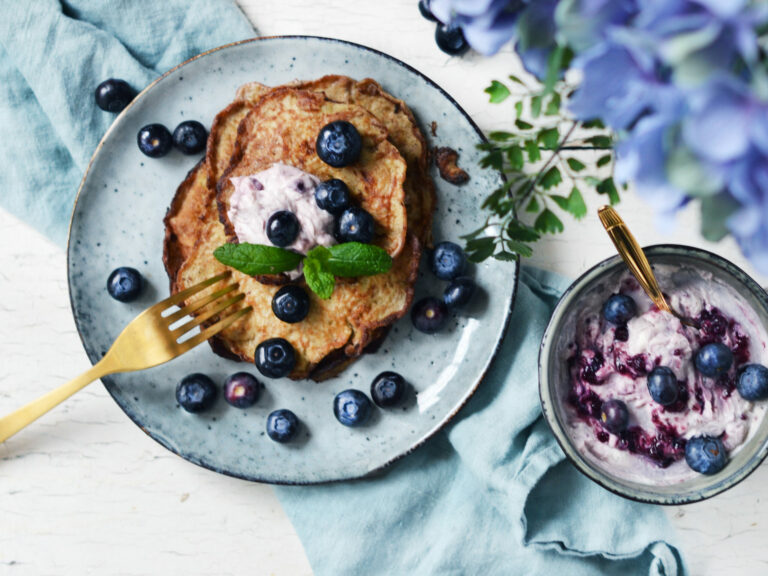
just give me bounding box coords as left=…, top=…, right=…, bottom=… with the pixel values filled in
left=163, top=76, right=436, bottom=381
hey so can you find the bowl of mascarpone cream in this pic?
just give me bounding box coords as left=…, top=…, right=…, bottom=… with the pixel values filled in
left=539, top=245, right=768, bottom=504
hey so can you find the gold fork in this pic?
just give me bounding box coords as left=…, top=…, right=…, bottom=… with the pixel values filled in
left=0, top=271, right=251, bottom=443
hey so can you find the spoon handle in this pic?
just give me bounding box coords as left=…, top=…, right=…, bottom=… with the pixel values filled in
left=597, top=206, right=671, bottom=314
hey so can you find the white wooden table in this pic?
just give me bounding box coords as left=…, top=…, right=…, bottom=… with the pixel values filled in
left=2, top=1, right=767, bottom=574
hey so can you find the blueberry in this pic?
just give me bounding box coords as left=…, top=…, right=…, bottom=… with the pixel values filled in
left=137, top=123, right=172, bottom=158
left=602, top=294, right=637, bottom=325
left=418, top=0, right=437, bottom=21
left=315, top=179, right=351, bottom=215
left=443, top=276, right=476, bottom=308
left=737, top=364, right=768, bottom=401
left=255, top=338, right=296, bottom=378
left=371, top=372, right=407, bottom=407
left=333, top=389, right=373, bottom=427
left=106, top=267, right=143, bottom=302
left=435, top=24, right=469, bottom=56
left=223, top=372, right=261, bottom=408
left=430, top=241, right=467, bottom=280
left=647, top=366, right=679, bottom=406
left=95, top=78, right=135, bottom=113
left=172, top=120, right=207, bottom=155
left=266, top=210, right=300, bottom=247
left=695, top=342, right=733, bottom=378
left=176, top=373, right=217, bottom=413
left=272, top=285, right=310, bottom=323
left=316, top=120, right=362, bottom=167
left=411, top=297, right=448, bottom=334
left=685, top=434, right=727, bottom=475
left=600, top=399, right=629, bottom=434
left=335, top=207, right=375, bottom=244
left=266, top=409, right=299, bottom=443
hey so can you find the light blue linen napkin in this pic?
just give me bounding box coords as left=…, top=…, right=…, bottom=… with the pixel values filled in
left=0, top=0, right=255, bottom=245
left=0, top=4, right=686, bottom=574
left=276, top=268, right=686, bottom=576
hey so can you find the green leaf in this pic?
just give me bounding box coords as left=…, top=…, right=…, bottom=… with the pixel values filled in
left=489, top=131, right=515, bottom=141
left=494, top=251, right=520, bottom=262
left=525, top=139, right=541, bottom=162
left=506, top=219, right=540, bottom=242
left=544, top=92, right=561, bottom=116
left=583, top=176, right=601, bottom=187
left=581, top=119, right=605, bottom=129
left=515, top=119, right=534, bottom=130
left=596, top=154, right=612, bottom=168
left=543, top=45, right=564, bottom=95
left=485, top=80, right=511, bottom=103
left=303, top=257, right=335, bottom=300
left=515, top=100, right=523, bottom=118
left=585, top=135, right=612, bottom=149
left=538, top=127, right=560, bottom=149
left=700, top=193, right=740, bottom=242
left=530, top=95, right=542, bottom=118
left=525, top=196, right=540, bottom=213
left=508, top=74, right=526, bottom=86
left=534, top=208, right=565, bottom=234
left=466, top=236, right=496, bottom=262
left=540, top=166, right=563, bottom=189
left=322, top=243, right=393, bottom=277
left=480, top=148, right=504, bottom=170
left=551, top=187, right=587, bottom=220
left=566, top=158, right=586, bottom=172
left=506, top=145, right=524, bottom=171
left=503, top=240, right=533, bottom=258
left=596, top=177, right=621, bottom=205
left=213, top=243, right=302, bottom=276
left=482, top=186, right=506, bottom=210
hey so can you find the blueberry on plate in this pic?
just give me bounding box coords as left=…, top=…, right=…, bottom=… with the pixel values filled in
left=172, top=120, right=208, bottom=155
left=685, top=434, right=727, bottom=475
left=695, top=342, right=733, bottom=378
left=335, top=207, right=375, bottom=244
left=266, top=409, right=299, bottom=443
left=316, top=120, right=362, bottom=167
left=315, top=179, right=351, bottom=215
left=430, top=241, right=467, bottom=280
left=435, top=23, right=469, bottom=56
left=602, top=294, right=637, bottom=325
left=176, top=373, right=217, bottom=413
left=255, top=338, right=296, bottom=378
left=371, top=371, right=407, bottom=407
left=411, top=297, right=448, bottom=334
left=443, top=276, right=476, bottom=308
left=600, top=399, right=629, bottom=434
left=223, top=372, right=261, bottom=408
left=272, top=285, right=310, bottom=323
left=646, top=366, right=679, bottom=406
left=418, top=0, right=437, bottom=21
left=94, top=78, right=136, bottom=112
left=266, top=210, right=300, bottom=247
left=333, top=389, right=373, bottom=427
left=137, top=123, right=173, bottom=158
left=107, top=267, right=143, bottom=302
left=737, top=364, right=768, bottom=401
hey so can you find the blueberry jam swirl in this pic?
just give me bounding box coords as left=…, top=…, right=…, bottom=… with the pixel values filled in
left=563, top=266, right=768, bottom=484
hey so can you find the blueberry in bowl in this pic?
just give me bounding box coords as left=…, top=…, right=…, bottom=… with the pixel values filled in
left=646, top=366, right=679, bottom=406
left=172, top=120, right=208, bottom=155
left=602, top=293, right=637, bottom=325
left=334, top=207, right=374, bottom=244
left=411, top=297, right=448, bottom=334
left=600, top=399, right=629, bottom=434
left=333, top=389, right=373, bottom=427
left=176, top=373, right=217, bottom=413
left=443, top=276, right=476, bottom=309
left=315, top=179, right=351, bottom=215
left=371, top=372, right=407, bottom=407
left=255, top=338, right=296, bottom=378
left=137, top=123, right=173, bottom=158
left=223, top=372, right=261, bottom=408
left=272, top=285, right=310, bottom=323
left=695, top=342, right=734, bottom=378
left=430, top=241, right=466, bottom=280
left=95, top=78, right=135, bottom=112
left=737, top=364, right=768, bottom=401
left=267, top=409, right=299, bottom=443
left=107, top=267, right=143, bottom=302
left=685, top=435, right=727, bottom=475
left=316, top=120, right=362, bottom=167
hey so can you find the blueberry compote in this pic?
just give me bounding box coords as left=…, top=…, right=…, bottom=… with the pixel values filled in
left=564, top=267, right=768, bottom=483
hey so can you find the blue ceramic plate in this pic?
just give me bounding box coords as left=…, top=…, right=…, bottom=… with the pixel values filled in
left=68, top=37, right=517, bottom=484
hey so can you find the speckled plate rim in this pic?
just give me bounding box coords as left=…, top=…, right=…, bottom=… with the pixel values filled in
left=539, top=244, right=768, bottom=505
left=66, top=35, right=519, bottom=485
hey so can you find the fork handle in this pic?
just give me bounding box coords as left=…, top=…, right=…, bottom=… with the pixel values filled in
left=0, top=358, right=114, bottom=443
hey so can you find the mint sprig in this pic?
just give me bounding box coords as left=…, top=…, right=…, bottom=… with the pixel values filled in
left=213, top=241, right=393, bottom=300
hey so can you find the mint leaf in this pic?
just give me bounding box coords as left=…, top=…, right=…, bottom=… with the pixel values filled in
left=324, top=243, right=392, bottom=276
left=485, top=80, right=510, bottom=103
left=303, top=257, right=335, bottom=300
left=214, top=243, right=302, bottom=276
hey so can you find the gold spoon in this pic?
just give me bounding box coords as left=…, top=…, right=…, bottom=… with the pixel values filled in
left=598, top=205, right=698, bottom=329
